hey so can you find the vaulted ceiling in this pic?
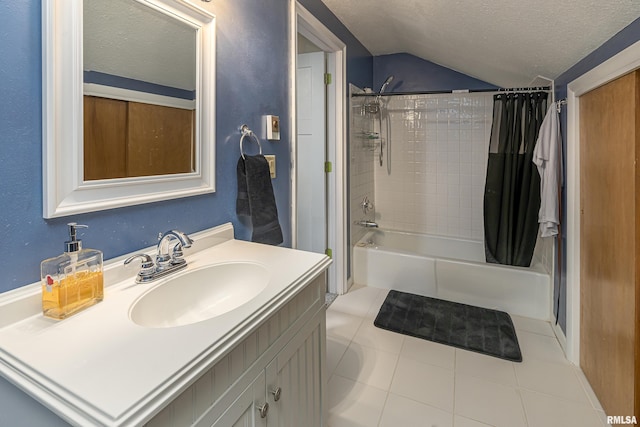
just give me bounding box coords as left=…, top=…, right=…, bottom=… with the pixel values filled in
left=321, top=0, right=640, bottom=87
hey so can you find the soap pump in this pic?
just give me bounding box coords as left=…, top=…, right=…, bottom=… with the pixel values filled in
left=41, top=223, right=104, bottom=319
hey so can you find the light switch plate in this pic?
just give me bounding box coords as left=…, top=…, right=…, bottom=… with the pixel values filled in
left=264, top=155, right=276, bottom=178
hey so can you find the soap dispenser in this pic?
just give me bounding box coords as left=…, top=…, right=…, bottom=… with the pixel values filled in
left=41, top=223, right=104, bottom=319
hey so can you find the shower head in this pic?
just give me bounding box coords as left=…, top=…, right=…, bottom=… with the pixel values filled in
left=365, top=75, right=394, bottom=114
left=379, top=75, right=394, bottom=94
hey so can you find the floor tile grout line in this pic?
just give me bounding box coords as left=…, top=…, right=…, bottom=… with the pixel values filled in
left=571, top=364, right=606, bottom=412
left=513, top=327, right=556, bottom=338
left=331, top=372, right=392, bottom=394
left=375, top=387, right=392, bottom=426
left=328, top=308, right=402, bottom=392
left=513, top=332, right=595, bottom=426
left=346, top=330, right=406, bottom=357
left=511, top=356, right=600, bottom=408
left=326, top=337, right=350, bottom=380
left=516, top=385, right=600, bottom=409
left=454, top=351, right=520, bottom=389
left=380, top=391, right=459, bottom=426
left=329, top=286, right=607, bottom=426
left=515, top=387, right=531, bottom=427
left=327, top=311, right=365, bottom=341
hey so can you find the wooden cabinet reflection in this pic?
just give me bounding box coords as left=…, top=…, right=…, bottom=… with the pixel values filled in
left=84, top=96, right=195, bottom=180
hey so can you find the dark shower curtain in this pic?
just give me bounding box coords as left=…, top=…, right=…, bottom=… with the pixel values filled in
left=484, top=92, right=548, bottom=267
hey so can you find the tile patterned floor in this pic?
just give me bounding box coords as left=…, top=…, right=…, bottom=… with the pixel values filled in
left=326, top=285, right=609, bottom=427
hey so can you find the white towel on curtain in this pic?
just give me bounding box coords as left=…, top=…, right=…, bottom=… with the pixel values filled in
left=533, top=104, right=563, bottom=237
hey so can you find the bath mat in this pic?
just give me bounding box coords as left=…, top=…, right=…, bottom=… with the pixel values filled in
left=374, top=290, right=522, bottom=362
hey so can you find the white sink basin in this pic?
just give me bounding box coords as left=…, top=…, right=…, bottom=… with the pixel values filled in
left=130, top=262, right=270, bottom=328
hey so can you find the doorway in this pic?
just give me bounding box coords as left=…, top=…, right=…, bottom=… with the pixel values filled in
left=296, top=45, right=327, bottom=255
left=565, top=39, right=640, bottom=365
left=291, top=3, right=347, bottom=295
left=579, top=70, right=639, bottom=417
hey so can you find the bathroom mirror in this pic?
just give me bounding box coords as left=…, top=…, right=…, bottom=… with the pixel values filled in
left=83, top=0, right=198, bottom=181
left=42, top=0, right=216, bottom=218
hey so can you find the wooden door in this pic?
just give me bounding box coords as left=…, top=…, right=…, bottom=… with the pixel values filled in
left=127, top=102, right=195, bottom=177
left=84, top=96, right=127, bottom=180
left=580, top=70, right=639, bottom=418
left=84, top=96, right=194, bottom=180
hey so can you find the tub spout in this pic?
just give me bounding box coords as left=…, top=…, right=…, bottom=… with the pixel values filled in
left=355, top=220, right=379, bottom=228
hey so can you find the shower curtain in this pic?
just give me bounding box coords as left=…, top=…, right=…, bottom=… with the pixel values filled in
left=484, top=92, right=548, bottom=267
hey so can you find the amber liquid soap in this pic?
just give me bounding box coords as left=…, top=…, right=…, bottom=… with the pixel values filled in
left=42, top=268, right=104, bottom=319
left=41, top=223, right=104, bottom=319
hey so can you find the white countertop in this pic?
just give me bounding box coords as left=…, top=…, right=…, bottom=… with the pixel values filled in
left=0, top=224, right=331, bottom=426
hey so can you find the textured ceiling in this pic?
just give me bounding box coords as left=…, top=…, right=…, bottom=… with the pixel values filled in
left=84, top=0, right=196, bottom=91
left=321, top=0, right=640, bottom=87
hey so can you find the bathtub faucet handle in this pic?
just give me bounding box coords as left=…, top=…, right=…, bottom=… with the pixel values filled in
left=361, top=197, right=374, bottom=214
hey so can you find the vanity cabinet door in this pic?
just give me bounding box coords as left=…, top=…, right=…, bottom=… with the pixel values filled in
left=210, top=371, right=267, bottom=427
left=265, top=310, right=325, bottom=427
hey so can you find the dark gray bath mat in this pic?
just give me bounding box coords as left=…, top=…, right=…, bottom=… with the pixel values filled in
left=374, top=290, right=522, bottom=362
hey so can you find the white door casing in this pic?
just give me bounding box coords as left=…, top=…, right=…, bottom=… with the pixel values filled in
left=291, top=2, right=347, bottom=294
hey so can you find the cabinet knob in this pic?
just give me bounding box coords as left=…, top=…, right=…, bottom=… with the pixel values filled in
left=257, top=402, right=269, bottom=418
left=270, top=386, right=282, bottom=402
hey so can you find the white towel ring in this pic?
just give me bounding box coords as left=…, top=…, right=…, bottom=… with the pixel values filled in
left=239, top=124, right=262, bottom=159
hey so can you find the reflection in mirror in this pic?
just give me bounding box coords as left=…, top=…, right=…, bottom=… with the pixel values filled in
left=83, top=0, right=197, bottom=180
left=42, top=0, right=215, bottom=218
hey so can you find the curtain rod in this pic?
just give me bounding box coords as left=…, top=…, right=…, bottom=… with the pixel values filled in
left=352, top=86, right=552, bottom=97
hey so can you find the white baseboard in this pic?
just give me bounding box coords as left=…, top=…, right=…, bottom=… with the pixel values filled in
left=552, top=314, right=568, bottom=357
left=344, top=276, right=354, bottom=294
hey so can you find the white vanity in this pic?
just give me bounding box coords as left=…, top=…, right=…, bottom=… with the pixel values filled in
left=0, top=223, right=331, bottom=426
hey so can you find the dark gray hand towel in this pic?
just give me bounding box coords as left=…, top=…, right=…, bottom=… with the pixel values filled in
left=236, top=158, right=251, bottom=216
left=236, top=155, right=283, bottom=245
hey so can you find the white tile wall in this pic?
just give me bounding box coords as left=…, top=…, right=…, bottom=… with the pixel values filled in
left=349, top=92, right=555, bottom=277
left=373, top=93, right=494, bottom=241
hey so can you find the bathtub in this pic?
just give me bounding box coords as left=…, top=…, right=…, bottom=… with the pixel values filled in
left=353, top=229, right=550, bottom=320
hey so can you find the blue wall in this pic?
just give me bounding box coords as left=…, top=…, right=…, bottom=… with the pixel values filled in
left=553, top=17, right=640, bottom=333
left=0, top=0, right=372, bottom=294
left=298, top=0, right=373, bottom=91
left=84, top=71, right=196, bottom=100
left=373, top=53, right=497, bottom=93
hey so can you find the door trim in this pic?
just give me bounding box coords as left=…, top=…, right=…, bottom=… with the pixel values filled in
left=566, top=39, right=640, bottom=364
left=290, top=2, right=347, bottom=294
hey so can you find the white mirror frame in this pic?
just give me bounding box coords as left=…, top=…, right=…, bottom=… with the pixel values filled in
left=42, top=0, right=215, bottom=218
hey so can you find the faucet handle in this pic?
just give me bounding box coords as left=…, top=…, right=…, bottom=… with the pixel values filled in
left=170, top=242, right=188, bottom=266
left=156, top=230, right=193, bottom=268
left=361, top=196, right=374, bottom=214
left=124, top=254, right=156, bottom=282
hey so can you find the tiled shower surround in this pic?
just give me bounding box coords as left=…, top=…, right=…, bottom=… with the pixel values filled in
left=347, top=91, right=493, bottom=278
left=349, top=90, right=554, bottom=278
left=374, top=93, right=493, bottom=241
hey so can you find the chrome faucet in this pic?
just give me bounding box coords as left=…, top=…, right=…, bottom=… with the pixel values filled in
left=124, top=230, right=194, bottom=283
left=355, top=220, right=379, bottom=228
left=156, top=230, right=194, bottom=270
